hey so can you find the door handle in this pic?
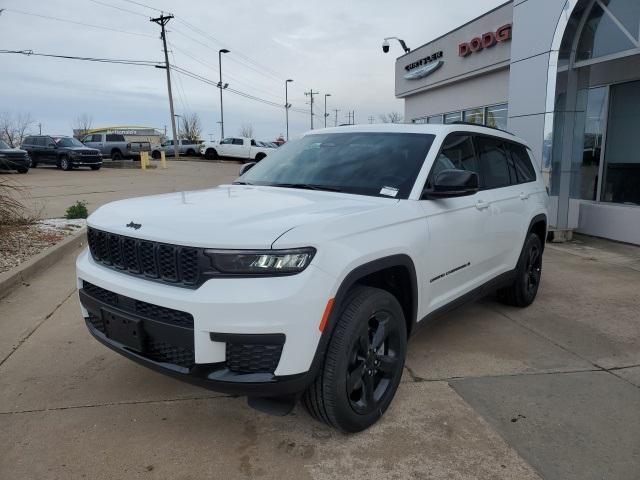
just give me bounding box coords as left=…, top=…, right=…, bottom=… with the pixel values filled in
left=519, top=192, right=530, bottom=200
left=475, top=200, right=490, bottom=210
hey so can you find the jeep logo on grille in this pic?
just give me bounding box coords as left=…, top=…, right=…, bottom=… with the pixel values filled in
left=126, top=221, right=142, bottom=230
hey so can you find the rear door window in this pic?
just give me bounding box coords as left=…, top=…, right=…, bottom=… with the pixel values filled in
left=475, top=136, right=512, bottom=189
left=232, top=138, right=244, bottom=145
left=508, top=143, right=537, bottom=183
left=106, top=134, right=125, bottom=142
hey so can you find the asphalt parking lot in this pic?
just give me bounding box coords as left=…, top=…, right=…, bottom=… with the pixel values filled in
left=1, top=161, right=639, bottom=479
left=1, top=158, right=241, bottom=218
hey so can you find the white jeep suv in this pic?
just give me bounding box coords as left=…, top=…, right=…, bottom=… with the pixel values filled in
left=76, top=124, right=548, bottom=432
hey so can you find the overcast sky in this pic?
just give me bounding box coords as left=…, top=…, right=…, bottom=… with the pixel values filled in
left=0, top=0, right=504, bottom=141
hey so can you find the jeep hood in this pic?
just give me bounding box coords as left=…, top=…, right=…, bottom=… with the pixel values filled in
left=88, top=185, right=391, bottom=249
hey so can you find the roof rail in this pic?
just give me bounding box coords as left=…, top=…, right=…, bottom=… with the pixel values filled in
left=449, top=121, right=513, bottom=135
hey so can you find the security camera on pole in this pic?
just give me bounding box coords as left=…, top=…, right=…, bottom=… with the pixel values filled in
left=381, top=37, right=411, bottom=54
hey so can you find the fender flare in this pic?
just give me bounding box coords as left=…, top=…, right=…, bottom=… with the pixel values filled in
left=304, top=254, right=418, bottom=384
left=527, top=213, right=548, bottom=251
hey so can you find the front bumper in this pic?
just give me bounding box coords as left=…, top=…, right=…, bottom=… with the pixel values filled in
left=70, top=157, right=102, bottom=166
left=76, top=248, right=335, bottom=396
left=0, top=156, right=30, bottom=170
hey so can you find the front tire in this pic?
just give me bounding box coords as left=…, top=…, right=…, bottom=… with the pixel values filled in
left=111, top=149, right=123, bottom=161
left=59, top=156, right=73, bottom=171
left=90, top=165, right=101, bottom=171
left=17, top=167, right=29, bottom=174
left=205, top=148, right=218, bottom=160
left=303, top=286, right=407, bottom=433
left=497, top=233, right=543, bottom=307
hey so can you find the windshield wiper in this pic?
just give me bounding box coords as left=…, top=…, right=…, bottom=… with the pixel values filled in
left=270, top=183, right=342, bottom=192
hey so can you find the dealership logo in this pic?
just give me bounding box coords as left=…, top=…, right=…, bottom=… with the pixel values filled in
left=459, top=24, right=512, bottom=57
left=403, top=51, right=444, bottom=80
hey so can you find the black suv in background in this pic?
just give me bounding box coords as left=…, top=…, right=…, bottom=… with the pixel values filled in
left=22, top=135, right=102, bottom=171
left=0, top=139, right=31, bottom=174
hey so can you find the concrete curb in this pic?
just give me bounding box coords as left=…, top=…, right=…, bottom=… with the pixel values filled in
left=0, top=228, right=86, bottom=300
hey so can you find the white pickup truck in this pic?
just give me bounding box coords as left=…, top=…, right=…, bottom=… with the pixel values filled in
left=200, top=137, right=275, bottom=162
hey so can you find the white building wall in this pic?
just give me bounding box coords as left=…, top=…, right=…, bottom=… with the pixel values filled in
left=404, top=68, right=510, bottom=121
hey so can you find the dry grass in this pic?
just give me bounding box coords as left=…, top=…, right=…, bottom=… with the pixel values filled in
left=0, top=177, right=37, bottom=226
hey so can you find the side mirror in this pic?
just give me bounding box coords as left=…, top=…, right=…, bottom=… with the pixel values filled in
left=239, top=162, right=256, bottom=176
left=422, top=170, right=479, bottom=199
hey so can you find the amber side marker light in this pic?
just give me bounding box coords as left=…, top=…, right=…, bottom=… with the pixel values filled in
left=319, top=298, right=335, bottom=332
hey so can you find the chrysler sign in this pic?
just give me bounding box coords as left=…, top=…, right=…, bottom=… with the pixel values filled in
left=403, top=51, right=444, bottom=80
left=459, top=24, right=512, bottom=57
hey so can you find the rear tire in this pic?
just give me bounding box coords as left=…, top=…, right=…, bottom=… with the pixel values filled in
left=186, top=149, right=196, bottom=156
left=497, top=233, right=543, bottom=307
left=303, top=286, right=407, bottom=433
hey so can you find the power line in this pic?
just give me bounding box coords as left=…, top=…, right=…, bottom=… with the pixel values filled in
left=170, top=65, right=312, bottom=115
left=118, top=0, right=162, bottom=12
left=0, top=49, right=161, bottom=66
left=3, top=8, right=154, bottom=38
left=88, top=0, right=149, bottom=17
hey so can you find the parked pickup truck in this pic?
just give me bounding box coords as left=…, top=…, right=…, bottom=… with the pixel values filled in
left=199, top=137, right=275, bottom=162
left=155, top=139, right=202, bottom=158
left=81, top=133, right=150, bottom=160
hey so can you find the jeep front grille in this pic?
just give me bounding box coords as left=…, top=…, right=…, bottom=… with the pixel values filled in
left=87, top=227, right=209, bottom=287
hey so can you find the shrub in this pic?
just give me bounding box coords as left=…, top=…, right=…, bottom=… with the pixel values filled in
left=65, top=201, right=88, bottom=219
left=0, top=178, right=31, bottom=226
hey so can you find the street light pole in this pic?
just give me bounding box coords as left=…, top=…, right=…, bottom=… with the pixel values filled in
left=218, top=49, right=230, bottom=140
left=285, top=79, right=293, bottom=141
left=324, top=93, right=331, bottom=128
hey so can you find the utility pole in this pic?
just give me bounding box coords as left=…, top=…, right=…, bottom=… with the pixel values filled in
left=285, top=79, right=293, bottom=141
left=304, top=89, right=319, bottom=129
left=352, top=110, right=356, bottom=125
left=150, top=13, right=179, bottom=160
left=324, top=93, right=331, bottom=128
left=38, top=122, right=42, bottom=134
left=333, top=109, right=340, bottom=127
left=218, top=49, right=230, bottom=140
left=345, top=111, right=353, bottom=125
left=368, top=116, right=375, bottom=124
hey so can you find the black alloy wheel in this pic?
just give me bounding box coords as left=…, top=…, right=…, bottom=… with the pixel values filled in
left=525, top=242, right=542, bottom=298
left=497, top=233, right=543, bottom=307
left=303, top=286, right=407, bottom=432
left=346, top=310, right=403, bottom=415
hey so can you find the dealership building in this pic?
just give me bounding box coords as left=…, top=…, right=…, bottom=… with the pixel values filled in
left=395, top=0, right=640, bottom=245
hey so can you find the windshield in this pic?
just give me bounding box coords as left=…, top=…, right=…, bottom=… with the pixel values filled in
left=238, top=132, right=435, bottom=199
left=54, top=137, right=84, bottom=147
left=0, top=139, right=9, bottom=149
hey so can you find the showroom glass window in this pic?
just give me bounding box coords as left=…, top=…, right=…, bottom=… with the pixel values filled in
left=576, top=1, right=640, bottom=61
left=486, top=104, right=508, bottom=130
left=444, top=112, right=462, bottom=124
left=464, top=108, right=484, bottom=125
left=602, top=80, right=640, bottom=205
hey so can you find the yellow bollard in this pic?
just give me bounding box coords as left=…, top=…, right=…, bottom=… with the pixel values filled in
left=140, top=151, right=148, bottom=170
left=160, top=150, right=167, bottom=169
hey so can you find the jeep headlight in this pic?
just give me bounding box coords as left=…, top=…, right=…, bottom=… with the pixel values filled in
left=205, top=248, right=316, bottom=275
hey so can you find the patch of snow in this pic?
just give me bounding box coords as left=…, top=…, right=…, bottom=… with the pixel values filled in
left=37, top=218, right=87, bottom=233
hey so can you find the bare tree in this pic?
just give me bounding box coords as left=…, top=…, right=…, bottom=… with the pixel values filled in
left=239, top=123, right=254, bottom=138
left=0, top=112, right=35, bottom=148
left=73, top=114, right=93, bottom=139
left=178, top=112, right=202, bottom=141
left=378, top=112, right=404, bottom=124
